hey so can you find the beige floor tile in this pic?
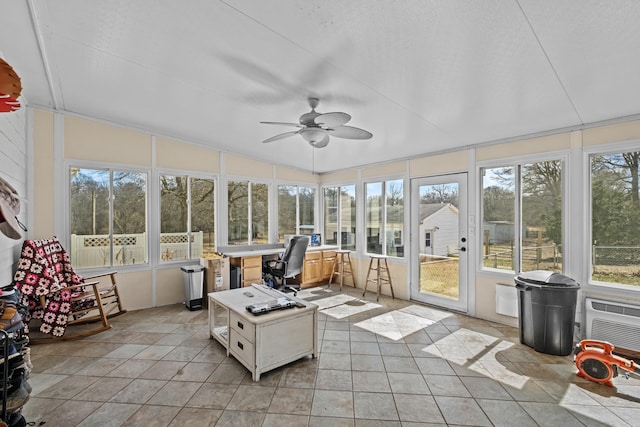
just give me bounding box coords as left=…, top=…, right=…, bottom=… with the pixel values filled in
left=77, top=402, right=141, bottom=427
left=110, top=378, right=167, bottom=404
left=315, top=369, right=353, bottom=391
left=104, top=358, right=157, bottom=378
left=122, top=404, right=181, bottom=427
left=353, top=391, right=398, bottom=420
left=146, top=380, right=202, bottom=406
left=311, top=389, right=354, bottom=418
left=138, top=360, right=186, bottom=380
left=75, top=376, right=133, bottom=402
left=167, top=407, right=223, bottom=426
left=186, top=382, right=238, bottom=409
left=213, top=410, right=265, bottom=427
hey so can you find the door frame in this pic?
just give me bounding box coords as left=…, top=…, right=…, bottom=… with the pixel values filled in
left=410, top=173, right=469, bottom=313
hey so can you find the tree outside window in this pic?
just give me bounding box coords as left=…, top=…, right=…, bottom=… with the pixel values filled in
left=365, top=179, right=404, bottom=257
left=481, top=160, right=563, bottom=273
left=323, top=185, right=356, bottom=251
left=70, top=167, right=147, bottom=268
left=160, top=175, right=215, bottom=261
left=228, top=180, right=269, bottom=245
left=591, top=150, right=640, bottom=287
left=278, top=185, right=315, bottom=241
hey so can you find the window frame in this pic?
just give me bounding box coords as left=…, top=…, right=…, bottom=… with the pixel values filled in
left=364, top=177, right=405, bottom=258
left=322, top=183, right=357, bottom=251
left=276, top=183, right=317, bottom=241
left=66, top=162, right=150, bottom=272
left=158, top=171, right=217, bottom=264
left=225, top=176, right=271, bottom=246
left=585, top=140, right=640, bottom=294
left=477, top=152, right=568, bottom=275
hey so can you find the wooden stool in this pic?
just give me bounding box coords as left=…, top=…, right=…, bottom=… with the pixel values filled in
left=329, top=250, right=355, bottom=291
left=362, top=255, right=394, bottom=301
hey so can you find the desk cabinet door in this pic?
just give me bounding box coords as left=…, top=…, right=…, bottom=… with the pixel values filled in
left=321, top=251, right=336, bottom=280
left=302, top=253, right=322, bottom=284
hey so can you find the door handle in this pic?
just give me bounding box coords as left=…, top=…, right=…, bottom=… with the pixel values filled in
left=460, top=247, right=466, bottom=252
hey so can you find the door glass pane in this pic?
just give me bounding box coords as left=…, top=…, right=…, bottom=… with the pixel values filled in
left=366, top=182, right=382, bottom=254
left=521, top=161, right=562, bottom=273
left=418, top=182, right=459, bottom=299
left=324, top=187, right=338, bottom=245
left=591, top=151, right=640, bottom=287
left=386, top=179, right=404, bottom=257
left=278, top=185, right=296, bottom=240
left=160, top=175, right=188, bottom=261
left=228, top=180, right=248, bottom=245
left=481, top=167, right=515, bottom=271
left=191, top=178, right=215, bottom=258
left=69, top=168, right=110, bottom=268
left=251, top=183, right=269, bottom=244
left=299, top=186, right=315, bottom=235
left=341, top=185, right=356, bottom=251
left=112, top=171, right=147, bottom=265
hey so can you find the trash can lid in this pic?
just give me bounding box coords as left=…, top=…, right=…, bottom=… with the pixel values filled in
left=181, top=265, right=204, bottom=273
left=515, top=270, right=580, bottom=288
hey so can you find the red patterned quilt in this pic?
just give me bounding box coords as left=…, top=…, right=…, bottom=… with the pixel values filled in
left=13, top=237, right=84, bottom=337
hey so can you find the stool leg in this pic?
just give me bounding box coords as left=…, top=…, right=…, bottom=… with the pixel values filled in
left=384, top=258, right=395, bottom=299
left=376, top=258, right=382, bottom=302
left=347, top=253, right=356, bottom=288
left=336, top=253, right=343, bottom=291
left=363, top=257, right=373, bottom=297
left=329, top=253, right=339, bottom=287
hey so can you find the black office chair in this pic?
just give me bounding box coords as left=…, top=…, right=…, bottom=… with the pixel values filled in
left=263, top=235, right=309, bottom=295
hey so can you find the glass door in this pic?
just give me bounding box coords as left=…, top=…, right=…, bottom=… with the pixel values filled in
left=411, top=173, right=468, bottom=312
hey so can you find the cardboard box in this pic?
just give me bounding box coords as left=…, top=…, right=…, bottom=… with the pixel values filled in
left=200, top=257, right=230, bottom=304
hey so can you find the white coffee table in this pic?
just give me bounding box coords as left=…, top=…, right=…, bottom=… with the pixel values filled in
left=208, top=284, right=318, bottom=381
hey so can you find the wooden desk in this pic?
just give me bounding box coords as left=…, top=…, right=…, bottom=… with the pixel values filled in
left=222, top=245, right=338, bottom=288
left=208, top=285, right=318, bottom=381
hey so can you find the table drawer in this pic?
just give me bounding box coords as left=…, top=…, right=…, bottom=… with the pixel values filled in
left=230, top=311, right=255, bottom=342
left=229, top=328, right=255, bottom=367
left=242, top=255, right=263, bottom=268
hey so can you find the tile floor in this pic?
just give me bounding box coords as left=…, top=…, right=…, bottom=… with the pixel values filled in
left=21, top=285, right=640, bottom=426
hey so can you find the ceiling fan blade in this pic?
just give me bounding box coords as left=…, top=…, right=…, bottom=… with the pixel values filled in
left=260, top=121, right=303, bottom=128
left=314, top=112, right=351, bottom=127
left=310, top=134, right=330, bottom=148
left=328, top=125, right=373, bottom=140
left=262, top=131, right=300, bottom=143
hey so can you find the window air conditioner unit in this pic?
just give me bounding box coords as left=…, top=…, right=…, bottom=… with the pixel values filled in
left=585, top=297, right=640, bottom=352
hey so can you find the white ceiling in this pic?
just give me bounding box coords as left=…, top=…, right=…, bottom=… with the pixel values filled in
left=2, top=1, right=640, bottom=173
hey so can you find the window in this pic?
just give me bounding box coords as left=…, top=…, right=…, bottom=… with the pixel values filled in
left=590, top=150, right=640, bottom=288
left=323, top=185, right=356, bottom=251
left=365, top=179, right=404, bottom=257
left=481, top=160, right=563, bottom=273
left=69, top=167, right=148, bottom=268
left=159, top=175, right=215, bottom=262
left=425, top=232, right=432, bottom=248
left=277, top=185, right=315, bottom=241
left=228, top=180, right=269, bottom=245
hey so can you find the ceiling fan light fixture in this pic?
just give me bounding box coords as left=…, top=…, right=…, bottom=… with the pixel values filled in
left=300, top=127, right=327, bottom=144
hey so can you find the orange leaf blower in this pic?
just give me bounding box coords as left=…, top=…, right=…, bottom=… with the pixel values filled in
left=574, top=340, right=639, bottom=387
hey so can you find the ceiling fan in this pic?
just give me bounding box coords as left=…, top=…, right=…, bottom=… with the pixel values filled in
left=261, top=97, right=372, bottom=148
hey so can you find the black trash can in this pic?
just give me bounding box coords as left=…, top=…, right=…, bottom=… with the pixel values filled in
left=515, top=270, right=580, bottom=356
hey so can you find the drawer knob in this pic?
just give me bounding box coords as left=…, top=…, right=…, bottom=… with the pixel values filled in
left=237, top=341, right=244, bottom=350
left=237, top=321, right=244, bottom=329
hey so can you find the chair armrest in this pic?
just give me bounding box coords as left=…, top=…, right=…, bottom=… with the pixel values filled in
left=83, top=271, right=118, bottom=281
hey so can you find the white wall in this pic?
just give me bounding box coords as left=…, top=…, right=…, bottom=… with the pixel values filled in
left=0, top=106, right=28, bottom=286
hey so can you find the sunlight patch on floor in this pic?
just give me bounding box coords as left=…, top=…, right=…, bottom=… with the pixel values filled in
left=354, top=310, right=437, bottom=341
left=423, top=328, right=529, bottom=389
left=320, top=299, right=382, bottom=319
